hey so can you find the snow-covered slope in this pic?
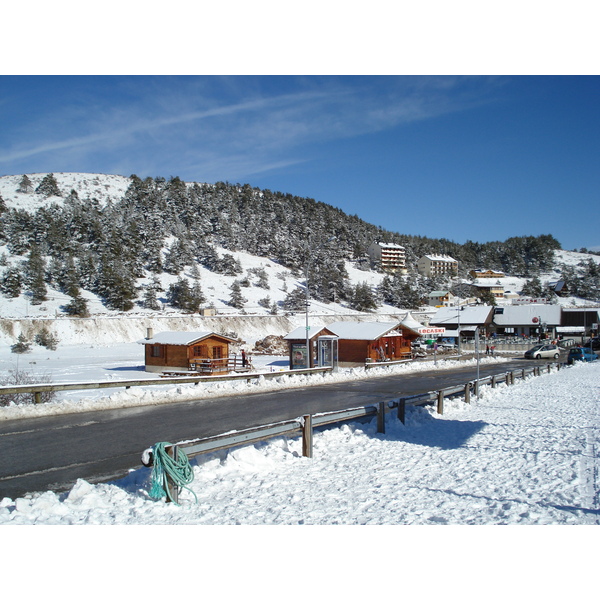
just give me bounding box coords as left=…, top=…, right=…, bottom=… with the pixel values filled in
left=0, top=172, right=130, bottom=211
left=1, top=173, right=598, bottom=342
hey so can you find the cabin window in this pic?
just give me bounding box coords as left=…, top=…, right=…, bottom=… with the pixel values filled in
left=150, top=345, right=162, bottom=358
left=193, top=345, right=208, bottom=358
left=212, top=346, right=223, bottom=359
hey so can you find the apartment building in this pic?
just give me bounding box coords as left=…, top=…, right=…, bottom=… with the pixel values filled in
left=417, top=254, right=458, bottom=277
left=368, top=241, right=406, bottom=272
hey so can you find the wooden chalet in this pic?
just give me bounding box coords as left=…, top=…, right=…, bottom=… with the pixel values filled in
left=284, top=320, right=421, bottom=368
left=138, top=330, right=241, bottom=374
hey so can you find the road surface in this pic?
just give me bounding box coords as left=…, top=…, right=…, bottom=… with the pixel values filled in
left=0, top=357, right=546, bottom=499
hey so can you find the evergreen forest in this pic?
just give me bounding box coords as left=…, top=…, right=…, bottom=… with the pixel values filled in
left=0, top=173, right=598, bottom=314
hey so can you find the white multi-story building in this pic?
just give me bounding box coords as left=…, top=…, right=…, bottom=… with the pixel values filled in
left=368, top=241, right=406, bottom=272
left=417, top=254, right=458, bottom=277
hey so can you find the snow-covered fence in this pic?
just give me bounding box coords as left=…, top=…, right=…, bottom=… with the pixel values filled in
left=0, top=366, right=332, bottom=405
left=143, top=363, right=562, bottom=501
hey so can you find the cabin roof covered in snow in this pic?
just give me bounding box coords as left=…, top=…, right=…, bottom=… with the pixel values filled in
left=285, top=321, right=407, bottom=341
left=137, top=331, right=236, bottom=345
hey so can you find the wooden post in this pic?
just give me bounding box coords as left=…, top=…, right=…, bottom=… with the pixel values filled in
left=464, top=382, right=471, bottom=404
left=474, top=379, right=479, bottom=397
left=398, top=398, right=406, bottom=424
left=302, top=414, right=313, bottom=458
left=377, top=402, right=385, bottom=434
left=491, top=375, right=497, bottom=388
left=166, top=445, right=179, bottom=504
left=437, top=390, right=444, bottom=415
left=34, top=391, right=42, bottom=404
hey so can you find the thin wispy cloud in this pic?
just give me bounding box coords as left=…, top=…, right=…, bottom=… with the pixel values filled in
left=0, top=76, right=499, bottom=180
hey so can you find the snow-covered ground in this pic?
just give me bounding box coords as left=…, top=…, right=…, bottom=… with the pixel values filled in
left=3, top=353, right=598, bottom=592
left=2, top=357, right=599, bottom=526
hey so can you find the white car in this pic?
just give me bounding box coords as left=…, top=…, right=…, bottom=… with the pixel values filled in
left=524, top=344, right=560, bottom=359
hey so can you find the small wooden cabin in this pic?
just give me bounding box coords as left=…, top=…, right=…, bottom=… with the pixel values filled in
left=284, top=320, right=421, bottom=368
left=138, top=330, right=238, bottom=374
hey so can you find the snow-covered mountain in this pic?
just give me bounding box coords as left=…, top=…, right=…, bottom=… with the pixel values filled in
left=1, top=173, right=598, bottom=335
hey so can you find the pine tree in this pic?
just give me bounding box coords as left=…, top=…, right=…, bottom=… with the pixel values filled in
left=349, top=282, right=378, bottom=312
left=11, top=334, right=31, bottom=354
left=35, top=173, right=61, bottom=197
left=282, top=288, right=306, bottom=312
left=24, top=245, right=47, bottom=304
left=0, top=266, right=23, bottom=297
left=167, top=278, right=193, bottom=310
left=63, top=293, right=90, bottom=317
left=17, top=175, right=33, bottom=194
left=35, top=327, right=59, bottom=350
left=228, top=280, right=246, bottom=308
left=142, top=277, right=162, bottom=310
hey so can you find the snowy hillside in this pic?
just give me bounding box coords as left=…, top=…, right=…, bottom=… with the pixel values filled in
left=0, top=172, right=130, bottom=211
left=1, top=173, right=599, bottom=342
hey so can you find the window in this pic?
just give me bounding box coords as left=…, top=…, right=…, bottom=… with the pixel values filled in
left=193, top=345, right=208, bottom=358
left=150, top=345, right=162, bottom=358
left=212, top=346, right=223, bottom=359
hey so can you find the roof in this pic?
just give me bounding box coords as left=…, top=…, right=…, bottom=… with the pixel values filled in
left=283, top=325, right=330, bottom=340
left=428, top=290, right=451, bottom=297
left=492, top=305, right=562, bottom=326
left=430, top=305, right=494, bottom=326
left=420, top=254, right=457, bottom=263
left=372, top=241, right=405, bottom=249
left=137, top=331, right=236, bottom=345
left=285, top=321, right=408, bottom=341
left=327, top=321, right=401, bottom=340
left=399, top=312, right=424, bottom=333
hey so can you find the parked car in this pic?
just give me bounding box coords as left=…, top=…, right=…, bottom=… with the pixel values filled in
left=524, top=344, right=560, bottom=359
left=567, top=347, right=599, bottom=364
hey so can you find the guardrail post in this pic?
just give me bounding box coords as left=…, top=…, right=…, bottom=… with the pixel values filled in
left=302, top=415, right=313, bottom=458
left=437, top=390, right=444, bottom=415
left=398, top=398, right=406, bottom=424
left=166, top=445, right=179, bottom=504
left=491, top=375, right=497, bottom=389
left=377, top=402, right=385, bottom=434
left=34, top=391, right=42, bottom=404
left=547, top=364, right=551, bottom=374
left=464, top=382, right=471, bottom=404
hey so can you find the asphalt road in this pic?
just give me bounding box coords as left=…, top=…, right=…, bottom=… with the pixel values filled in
left=0, top=357, right=547, bottom=499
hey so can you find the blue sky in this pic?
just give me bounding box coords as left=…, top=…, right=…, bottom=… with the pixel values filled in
left=1, top=75, right=598, bottom=251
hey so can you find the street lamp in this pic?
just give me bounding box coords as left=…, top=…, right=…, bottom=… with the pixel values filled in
left=304, top=235, right=335, bottom=368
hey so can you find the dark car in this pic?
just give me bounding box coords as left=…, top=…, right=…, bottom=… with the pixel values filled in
left=524, top=344, right=560, bottom=359
left=567, top=347, right=599, bottom=364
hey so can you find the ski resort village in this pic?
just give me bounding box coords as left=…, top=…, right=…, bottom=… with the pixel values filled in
left=0, top=171, right=599, bottom=534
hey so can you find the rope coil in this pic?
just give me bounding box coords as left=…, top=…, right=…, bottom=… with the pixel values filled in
left=149, top=442, right=197, bottom=504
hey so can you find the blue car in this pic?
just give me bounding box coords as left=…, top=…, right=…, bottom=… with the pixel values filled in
left=567, top=347, right=598, bottom=365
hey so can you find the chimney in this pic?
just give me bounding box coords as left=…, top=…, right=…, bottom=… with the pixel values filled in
left=146, top=327, right=153, bottom=340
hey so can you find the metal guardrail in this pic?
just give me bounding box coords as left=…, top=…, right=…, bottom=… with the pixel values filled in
left=0, top=366, right=333, bottom=404
left=144, top=362, right=563, bottom=500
